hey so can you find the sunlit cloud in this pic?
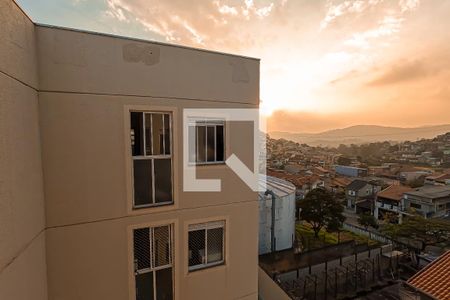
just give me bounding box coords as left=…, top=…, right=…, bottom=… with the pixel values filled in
left=344, top=15, right=404, bottom=49
left=17, top=0, right=450, bottom=131
left=103, top=0, right=282, bottom=49
left=399, top=0, right=420, bottom=13
left=105, top=0, right=129, bottom=22
left=320, top=0, right=381, bottom=30
left=214, top=2, right=238, bottom=16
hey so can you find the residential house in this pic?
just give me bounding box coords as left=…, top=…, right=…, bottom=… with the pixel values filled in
left=424, top=173, right=450, bottom=186
left=314, top=166, right=330, bottom=178
left=402, top=186, right=450, bottom=219
left=327, top=176, right=352, bottom=195
left=266, top=169, right=325, bottom=200
left=284, top=163, right=302, bottom=175
left=296, top=175, right=325, bottom=199
left=374, top=185, right=413, bottom=224
left=346, top=179, right=382, bottom=213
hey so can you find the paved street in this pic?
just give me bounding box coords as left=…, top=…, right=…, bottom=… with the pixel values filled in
left=343, top=207, right=360, bottom=226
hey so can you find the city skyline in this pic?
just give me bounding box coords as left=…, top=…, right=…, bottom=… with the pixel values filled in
left=16, top=0, right=450, bottom=133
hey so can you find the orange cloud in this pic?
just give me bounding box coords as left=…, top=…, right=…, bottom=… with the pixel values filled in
left=98, top=0, right=450, bottom=130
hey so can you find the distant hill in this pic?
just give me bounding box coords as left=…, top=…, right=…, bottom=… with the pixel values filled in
left=270, top=124, right=450, bottom=147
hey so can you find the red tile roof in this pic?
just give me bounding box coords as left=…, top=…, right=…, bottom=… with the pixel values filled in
left=331, top=177, right=352, bottom=188
left=266, top=170, right=323, bottom=188
left=426, top=173, right=450, bottom=182
left=407, top=250, right=450, bottom=300
left=376, top=185, right=413, bottom=202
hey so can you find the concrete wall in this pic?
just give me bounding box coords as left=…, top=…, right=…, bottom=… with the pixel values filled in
left=36, top=25, right=259, bottom=300
left=36, top=25, right=259, bottom=105
left=0, top=1, right=48, bottom=299
left=258, top=267, right=290, bottom=300
left=45, top=202, right=258, bottom=300
left=259, top=193, right=295, bottom=255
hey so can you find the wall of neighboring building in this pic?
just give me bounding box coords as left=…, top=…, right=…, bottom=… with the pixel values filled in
left=403, top=195, right=433, bottom=217
left=0, top=1, right=48, bottom=299
left=36, top=25, right=259, bottom=300
left=336, top=165, right=367, bottom=177
left=258, top=267, right=291, bottom=300
left=258, top=177, right=296, bottom=255
left=357, top=184, right=374, bottom=197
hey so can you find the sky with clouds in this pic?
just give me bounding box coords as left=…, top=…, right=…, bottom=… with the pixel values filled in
left=17, top=0, right=450, bottom=133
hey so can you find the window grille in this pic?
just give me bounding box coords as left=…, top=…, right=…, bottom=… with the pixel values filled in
left=133, top=224, right=173, bottom=300
left=188, top=119, right=225, bottom=164
left=131, top=112, right=173, bottom=208
left=188, top=221, right=225, bottom=271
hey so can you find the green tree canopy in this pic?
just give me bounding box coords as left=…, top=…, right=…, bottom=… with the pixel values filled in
left=299, top=188, right=346, bottom=237
left=357, top=213, right=378, bottom=230
left=381, top=216, right=450, bottom=249
left=337, top=156, right=352, bottom=166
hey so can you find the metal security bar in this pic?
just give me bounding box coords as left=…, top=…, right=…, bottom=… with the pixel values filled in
left=133, top=224, right=174, bottom=300
left=188, top=221, right=225, bottom=271
left=131, top=112, right=173, bottom=208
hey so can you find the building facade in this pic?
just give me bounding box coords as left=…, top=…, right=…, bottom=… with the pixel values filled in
left=402, top=186, right=450, bottom=219
left=374, top=185, right=413, bottom=224
left=345, top=179, right=381, bottom=213
left=0, top=1, right=260, bottom=299
left=335, top=165, right=368, bottom=177
left=258, top=176, right=296, bottom=255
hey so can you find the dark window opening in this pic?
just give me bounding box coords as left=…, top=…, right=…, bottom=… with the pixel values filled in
left=131, top=112, right=173, bottom=208
left=189, top=120, right=225, bottom=164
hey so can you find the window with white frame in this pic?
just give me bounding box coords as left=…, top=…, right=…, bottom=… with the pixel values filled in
left=130, top=112, right=173, bottom=208
left=133, top=224, right=173, bottom=300
left=188, top=221, right=225, bottom=271
left=188, top=119, right=225, bottom=164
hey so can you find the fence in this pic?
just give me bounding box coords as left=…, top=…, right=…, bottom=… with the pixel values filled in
left=342, top=223, right=423, bottom=251
left=343, top=223, right=393, bottom=244
left=277, top=245, right=408, bottom=300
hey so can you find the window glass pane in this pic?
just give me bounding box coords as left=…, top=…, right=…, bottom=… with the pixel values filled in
left=188, top=230, right=206, bottom=267
left=207, top=228, right=224, bottom=264
left=207, top=126, right=215, bottom=162
left=134, top=228, right=151, bottom=271
left=145, top=114, right=152, bottom=155
left=163, top=114, right=171, bottom=155
left=188, top=126, right=196, bottom=163
left=153, top=226, right=171, bottom=267
left=196, top=126, right=206, bottom=163
left=156, top=268, right=173, bottom=300
left=131, top=112, right=144, bottom=156
left=152, top=114, right=164, bottom=155
left=216, top=125, right=224, bottom=162
left=133, top=159, right=153, bottom=206
left=154, top=159, right=172, bottom=204
left=135, top=272, right=154, bottom=300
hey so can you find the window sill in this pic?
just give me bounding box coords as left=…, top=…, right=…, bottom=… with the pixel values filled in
left=187, top=262, right=225, bottom=274
left=133, top=201, right=174, bottom=209
left=188, top=162, right=226, bottom=167
left=128, top=201, right=177, bottom=216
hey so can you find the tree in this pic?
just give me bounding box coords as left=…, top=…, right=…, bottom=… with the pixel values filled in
left=357, top=213, right=379, bottom=230
left=381, top=216, right=450, bottom=249
left=337, top=156, right=352, bottom=166
left=299, top=188, right=346, bottom=237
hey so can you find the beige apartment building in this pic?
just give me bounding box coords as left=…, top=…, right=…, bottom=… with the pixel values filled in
left=0, top=1, right=260, bottom=299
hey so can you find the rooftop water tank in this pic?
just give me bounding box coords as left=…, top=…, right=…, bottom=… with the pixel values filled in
left=258, top=176, right=296, bottom=255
